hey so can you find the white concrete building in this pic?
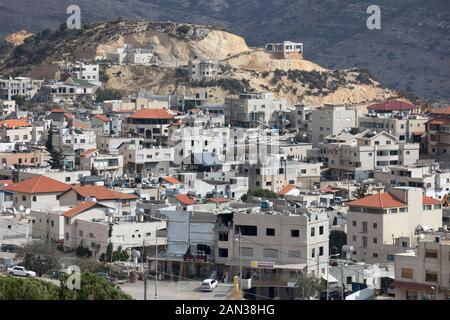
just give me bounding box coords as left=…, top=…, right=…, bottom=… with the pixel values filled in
left=107, top=44, right=156, bottom=65
left=311, top=104, right=357, bottom=147
left=0, top=77, right=43, bottom=100
left=59, top=61, right=101, bottom=87
left=0, top=100, right=16, bottom=117
left=188, top=57, right=219, bottom=81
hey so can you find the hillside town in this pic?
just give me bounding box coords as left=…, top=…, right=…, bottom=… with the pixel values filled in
left=0, top=34, right=449, bottom=302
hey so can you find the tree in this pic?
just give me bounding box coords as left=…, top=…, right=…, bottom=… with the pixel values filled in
left=0, top=273, right=132, bottom=300
left=353, top=183, right=370, bottom=199
left=15, top=241, right=62, bottom=277
left=241, top=188, right=277, bottom=201
left=75, top=246, right=92, bottom=258
left=295, top=272, right=325, bottom=300
left=96, top=88, right=123, bottom=102
left=329, top=230, right=347, bottom=255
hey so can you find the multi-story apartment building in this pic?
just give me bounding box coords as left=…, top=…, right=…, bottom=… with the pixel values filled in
left=79, top=150, right=123, bottom=178
left=239, top=158, right=321, bottom=192
left=0, top=150, right=47, bottom=167
left=119, top=143, right=174, bottom=178
left=188, top=57, right=219, bottom=81
left=0, top=77, right=43, bottom=100
left=215, top=206, right=328, bottom=299
left=347, top=187, right=443, bottom=263
left=52, top=128, right=97, bottom=155
left=102, top=99, right=136, bottom=114
left=97, top=135, right=142, bottom=155
left=375, top=162, right=450, bottom=200
left=225, top=92, right=286, bottom=128
left=427, top=106, right=450, bottom=159
left=0, top=100, right=16, bottom=117
left=394, top=237, right=450, bottom=300
left=45, top=77, right=97, bottom=104
left=287, top=104, right=312, bottom=141
left=320, top=130, right=420, bottom=180
left=311, top=104, right=356, bottom=147
left=124, top=108, right=175, bottom=146
left=59, top=61, right=101, bottom=87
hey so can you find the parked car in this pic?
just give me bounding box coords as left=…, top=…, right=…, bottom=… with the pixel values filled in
left=201, top=279, right=218, bottom=292
left=319, top=288, right=342, bottom=300
left=1, top=244, right=18, bottom=253
left=7, top=266, right=36, bottom=277
left=387, top=283, right=396, bottom=297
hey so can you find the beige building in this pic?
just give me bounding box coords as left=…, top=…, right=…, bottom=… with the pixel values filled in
left=0, top=100, right=15, bottom=117
left=320, top=130, right=420, bottom=180
left=0, top=150, right=47, bottom=167
left=0, top=119, right=33, bottom=143
left=394, top=237, right=450, bottom=300
left=347, top=187, right=443, bottom=263
left=215, top=207, right=328, bottom=299
left=311, top=104, right=357, bottom=147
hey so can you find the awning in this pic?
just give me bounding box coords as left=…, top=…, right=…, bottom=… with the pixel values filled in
left=322, top=273, right=339, bottom=283
left=274, top=263, right=307, bottom=271
left=412, top=132, right=424, bottom=136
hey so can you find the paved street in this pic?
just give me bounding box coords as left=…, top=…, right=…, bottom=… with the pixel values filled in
left=118, top=280, right=233, bottom=300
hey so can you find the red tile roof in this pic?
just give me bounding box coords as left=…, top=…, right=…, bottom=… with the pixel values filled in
left=347, top=192, right=407, bottom=209
left=321, top=185, right=340, bottom=194
left=4, top=176, right=72, bottom=194
left=422, top=196, right=442, bottom=205
left=128, top=109, right=174, bottom=120
left=430, top=106, right=450, bottom=115
left=71, top=186, right=139, bottom=201
left=0, top=119, right=31, bottom=129
left=162, top=176, right=182, bottom=184
left=175, top=194, right=196, bottom=205
left=63, top=202, right=99, bottom=218
left=428, top=118, right=450, bottom=125
left=367, top=100, right=416, bottom=112
left=80, top=148, right=98, bottom=157
left=93, top=114, right=111, bottom=122
left=51, top=108, right=66, bottom=113
left=207, top=197, right=230, bottom=204
left=0, top=179, right=13, bottom=186
left=277, top=184, right=296, bottom=196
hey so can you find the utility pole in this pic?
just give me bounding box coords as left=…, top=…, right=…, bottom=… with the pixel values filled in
left=238, top=231, right=242, bottom=291
left=143, top=238, right=147, bottom=300
left=154, top=228, right=158, bottom=300
left=340, top=260, right=344, bottom=300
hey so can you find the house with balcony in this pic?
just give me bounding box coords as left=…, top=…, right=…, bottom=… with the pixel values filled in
left=79, top=149, right=123, bottom=179
left=346, top=187, right=443, bottom=263
left=427, top=106, right=450, bottom=159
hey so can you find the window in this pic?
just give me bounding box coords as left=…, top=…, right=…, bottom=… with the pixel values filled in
left=362, top=221, right=367, bottom=233
left=235, top=225, right=257, bottom=236
left=352, top=221, right=357, bottom=227
left=310, top=227, right=315, bottom=237
left=425, top=272, right=438, bottom=282
left=291, top=229, right=300, bottom=238
left=425, top=250, right=438, bottom=259
left=288, top=250, right=301, bottom=258
left=51, top=221, right=54, bottom=227
left=401, top=268, right=413, bottom=279
left=406, top=291, right=417, bottom=300
left=347, top=276, right=352, bottom=284
left=352, top=235, right=357, bottom=241
left=65, top=233, right=69, bottom=240
left=311, top=248, right=315, bottom=258
left=373, top=237, right=378, bottom=244
left=32, top=196, right=37, bottom=202
left=65, top=177, right=71, bottom=182
left=372, top=253, right=378, bottom=258
left=319, top=226, right=324, bottom=235
left=88, top=233, right=94, bottom=238
left=319, top=246, right=324, bottom=256
left=373, top=223, right=377, bottom=229
left=22, top=195, right=26, bottom=201
left=219, top=232, right=228, bottom=241
left=266, top=228, right=275, bottom=236
left=400, top=207, right=408, bottom=213
left=362, top=236, right=368, bottom=248
left=241, top=247, right=253, bottom=257
left=218, top=248, right=228, bottom=258
left=263, top=249, right=278, bottom=259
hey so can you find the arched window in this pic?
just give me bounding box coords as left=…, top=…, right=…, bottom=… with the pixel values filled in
left=32, top=196, right=37, bottom=202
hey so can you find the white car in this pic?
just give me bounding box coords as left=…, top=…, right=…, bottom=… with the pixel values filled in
left=201, top=279, right=218, bottom=292
left=7, top=266, right=37, bottom=277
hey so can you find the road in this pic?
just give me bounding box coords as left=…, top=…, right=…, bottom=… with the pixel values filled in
left=118, top=280, right=233, bottom=300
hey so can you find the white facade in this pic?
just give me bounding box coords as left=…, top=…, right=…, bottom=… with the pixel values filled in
left=0, top=77, right=43, bottom=100
left=59, top=61, right=101, bottom=87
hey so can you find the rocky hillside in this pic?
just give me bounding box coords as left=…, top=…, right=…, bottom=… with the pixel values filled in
left=0, top=1, right=448, bottom=103
left=0, top=20, right=403, bottom=106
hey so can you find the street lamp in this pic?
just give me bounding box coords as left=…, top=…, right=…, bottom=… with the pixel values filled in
left=430, top=286, right=438, bottom=300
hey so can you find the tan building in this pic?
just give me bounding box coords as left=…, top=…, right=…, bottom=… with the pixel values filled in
left=320, top=130, right=420, bottom=180
left=394, top=237, right=450, bottom=300
left=0, top=150, right=47, bottom=167
left=0, top=119, right=33, bottom=143
left=347, top=187, right=443, bottom=263
left=427, top=106, right=450, bottom=159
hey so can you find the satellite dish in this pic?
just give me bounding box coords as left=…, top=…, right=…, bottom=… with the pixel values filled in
left=419, top=233, right=425, bottom=239
left=105, top=208, right=115, bottom=217
left=19, top=205, right=25, bottom=212
left=25, top=208, right=31, bottom=214
left=85, top=196, right=97, bottom=203
left=131, top=249, right=141, bottom=258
